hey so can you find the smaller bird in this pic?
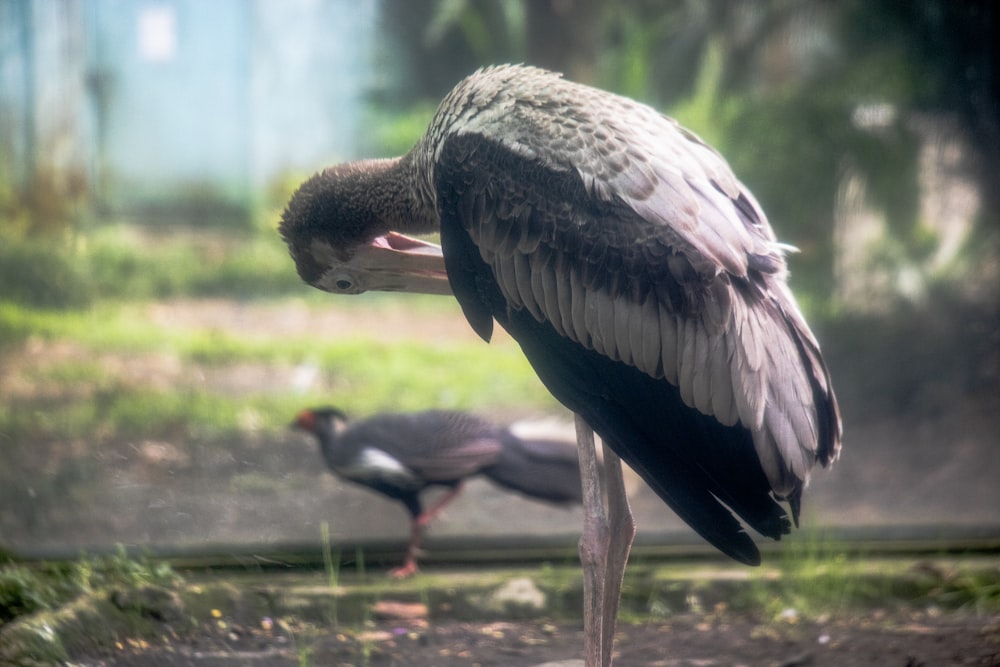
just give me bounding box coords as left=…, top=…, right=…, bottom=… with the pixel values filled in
left=291, top=406, right=583, bottom=577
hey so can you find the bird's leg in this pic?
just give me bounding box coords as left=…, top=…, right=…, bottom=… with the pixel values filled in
left=419, top=481, right=466, bottom=526
left=599, top=442, right=635, bottom=667
left=574, top=414, right=610, bottom=667
left=390, top=483, right=466, bottom=579
left=390, top=523, right=423, bottom=579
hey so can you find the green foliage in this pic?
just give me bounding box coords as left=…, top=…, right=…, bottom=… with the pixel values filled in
left=0, top=235, right=93, bottom=309
left=0, top=222, right=305, bottom=320
left=83, top=225, right=303, bottom=300
left=668, top=39, right=732, bottom=150
left=425, top=0, right=525, bottom=64
left=0, top=548, right=178, bottom=625
left=927, top=565, right=1000, bottom=615
left=597, top=3, right=692, bottom=105
left=70, top=545, right=179, bottom=593
left=2, top=384, right=277, bottom=449
left=754, top=536, right=870, bottom=620
left=362, top=102, right=438, bottom=157
left=0, top=564, right=66, bottom=624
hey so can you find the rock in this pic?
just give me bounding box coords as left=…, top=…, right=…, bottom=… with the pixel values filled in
left=477, top=577, right=547, bottom=617
left=109, top=585, right=185, bottom=623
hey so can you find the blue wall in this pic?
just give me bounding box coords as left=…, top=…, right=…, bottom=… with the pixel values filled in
left=1, top=0, right=378, bottom=224
left=1, top=0, right=91, bottom=226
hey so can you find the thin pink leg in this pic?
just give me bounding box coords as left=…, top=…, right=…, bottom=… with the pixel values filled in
left=575, top=414, right=609, bottom=666
left=600, top=441, right=635, bottom=667
left=389, top=482, right=466, bottom=578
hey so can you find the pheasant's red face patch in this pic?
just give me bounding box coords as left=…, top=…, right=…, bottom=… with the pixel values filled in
left=293, top=410, right=316, bottom=431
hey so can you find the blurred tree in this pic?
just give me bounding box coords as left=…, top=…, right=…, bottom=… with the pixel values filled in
left=524, top=0, right=601, bottom=83
left=656, top=0, right=997, bottom=309
left=377, top=0, right=526, bottom=103
left=375, top=0, right=997, bottom=310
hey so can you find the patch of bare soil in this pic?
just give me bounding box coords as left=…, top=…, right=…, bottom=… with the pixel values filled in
left=81, top=611, right=1000, bottom=666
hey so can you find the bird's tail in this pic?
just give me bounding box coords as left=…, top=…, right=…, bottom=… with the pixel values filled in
left=482, top=431, right=583, bottom=504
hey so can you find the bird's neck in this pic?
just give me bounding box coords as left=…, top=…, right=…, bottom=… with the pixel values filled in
left=313, top=421, right=351, bottom=468
left=346, top=153, right=438, bottom=238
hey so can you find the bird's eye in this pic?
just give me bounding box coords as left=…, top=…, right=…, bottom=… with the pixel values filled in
left=322, top=271, right=363, bottom=294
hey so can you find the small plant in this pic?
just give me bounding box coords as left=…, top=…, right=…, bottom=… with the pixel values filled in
left=71, top=546, right=179, bottom=592
left=321, top=521, right=340, bottom=625
left=297, top=641, right=315, bottom=667
left=321, top=521, right=340, bottom=589
left=353, top=546, right=377, bottom=667
left=759, top=534, right=865, bottom=621
left=0, top=563, right=65, bottom=624
left=910, top=562, right=1000, bottom=615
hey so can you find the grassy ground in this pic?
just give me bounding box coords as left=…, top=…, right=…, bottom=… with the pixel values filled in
left=1, top=549, right=997, bottom=666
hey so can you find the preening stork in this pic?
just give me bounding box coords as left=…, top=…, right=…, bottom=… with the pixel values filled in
left=280, top=64, right=841, bottom=667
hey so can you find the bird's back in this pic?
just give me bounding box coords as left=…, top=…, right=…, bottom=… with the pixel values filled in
left=336, top=410, right=507, bottom=485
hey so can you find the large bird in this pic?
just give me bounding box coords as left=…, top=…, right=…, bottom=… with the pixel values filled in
left=280, top=65, right=841, bottom=666
left=292, top=406, right=582, bottom=577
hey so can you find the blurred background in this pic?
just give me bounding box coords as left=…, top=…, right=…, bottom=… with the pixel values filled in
left=1, top=0, right=997, bottom=564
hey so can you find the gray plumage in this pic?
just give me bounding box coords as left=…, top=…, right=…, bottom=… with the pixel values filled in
left=293, top=406, right=583, bottom=509
left=280, top=65, right=842, bottom=565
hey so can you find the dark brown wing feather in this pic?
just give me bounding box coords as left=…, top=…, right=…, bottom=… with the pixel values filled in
left=434, top=122, right=839, bottom=563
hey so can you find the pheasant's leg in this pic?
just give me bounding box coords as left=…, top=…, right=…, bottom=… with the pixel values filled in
left=389, top=483, right=466, bottom=578
left=420, top=482, right=466, bottom=524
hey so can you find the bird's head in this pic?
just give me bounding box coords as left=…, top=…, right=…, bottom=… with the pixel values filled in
left=291, top=406, right=349, bottom=435
left=279, top=160, right=451, bottom=296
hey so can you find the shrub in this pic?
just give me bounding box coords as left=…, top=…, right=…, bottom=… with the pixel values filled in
left=0, top=237, right=93, bottom=308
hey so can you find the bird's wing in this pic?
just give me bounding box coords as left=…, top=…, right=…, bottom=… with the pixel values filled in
left=363, top=412, right=506, bottom=483
left=404, top=436, right=505, bottom=481
left=334, top=446, right=425, bottom=491
left=433, top=89, right=840, bottom=500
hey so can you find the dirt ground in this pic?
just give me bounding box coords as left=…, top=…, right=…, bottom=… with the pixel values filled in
left=80, top=610, right=1000, bottom=667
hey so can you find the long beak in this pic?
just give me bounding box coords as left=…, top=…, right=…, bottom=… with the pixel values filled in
left=312, top=232, right=452, bottom=296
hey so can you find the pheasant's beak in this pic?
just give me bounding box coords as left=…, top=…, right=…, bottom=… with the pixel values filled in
left=309, top=232, right=451, bottom=296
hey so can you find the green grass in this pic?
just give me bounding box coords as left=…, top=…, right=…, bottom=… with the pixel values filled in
left=0, top=222, right=304, bottom=310
left=0, top=546, right=179, bottom=625
left=731, top=534, right=1000, bottom=621
left=0, top=371, right=549, bottom=450
left=629, top=544, right=1000, bottom=626
left=0, top=304, right=553, bottom=430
